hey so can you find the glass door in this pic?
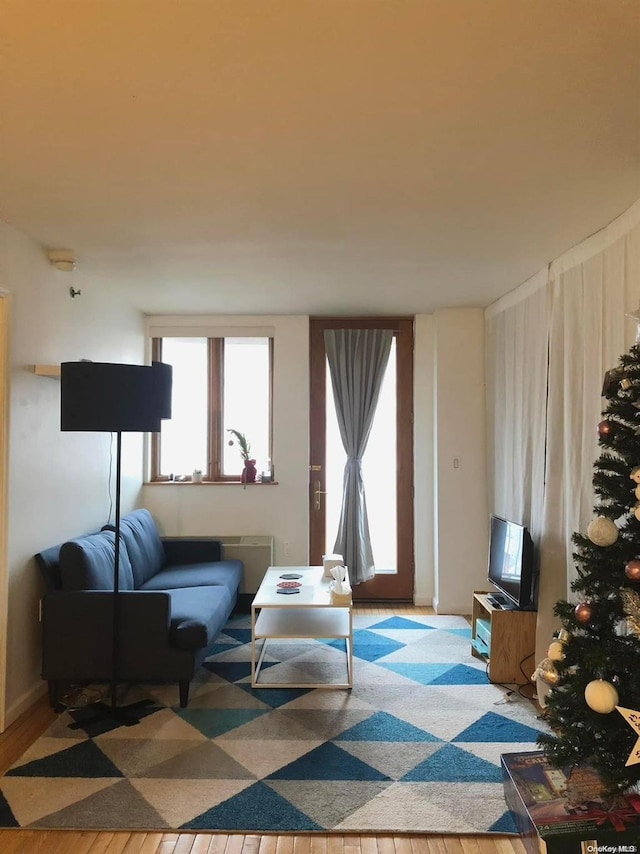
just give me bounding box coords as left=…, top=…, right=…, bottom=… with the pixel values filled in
left=309, top=317, right=414, bottom=600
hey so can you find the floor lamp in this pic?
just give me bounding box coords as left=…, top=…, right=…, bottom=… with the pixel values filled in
left=60, top=360, right=172, bottom=722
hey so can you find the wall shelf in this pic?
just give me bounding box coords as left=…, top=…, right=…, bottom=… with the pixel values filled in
left=32, top=365, right=61, bottom=378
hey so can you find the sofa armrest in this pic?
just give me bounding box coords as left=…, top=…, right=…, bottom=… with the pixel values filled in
left=161, top=537, right=222, bottom=566
left=41, top=590, right=172, bottom=680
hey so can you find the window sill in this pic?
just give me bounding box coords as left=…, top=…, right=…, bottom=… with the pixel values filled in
left=145, top=480, right=279, bottom=486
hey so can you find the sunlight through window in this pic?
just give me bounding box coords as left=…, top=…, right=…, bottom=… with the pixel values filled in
left=154, top=336, right=272, bottom=481
left=325, top=340, right=397, bottom=571
left=159, top=337, right=208, bottom=477
left=222, top=338, right=270, bottom=476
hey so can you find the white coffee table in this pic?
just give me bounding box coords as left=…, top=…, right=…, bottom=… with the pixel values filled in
left=251, top=565, right=353, bottom=688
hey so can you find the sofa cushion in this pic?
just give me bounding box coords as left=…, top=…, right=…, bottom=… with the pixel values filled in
left=59, top=531, right=134, bottom=592
left=139, top=559, right=243, bottom=599
left=35, top=543, right=64, bottom=591
left=166, top=586, right=233, bottom=651
left=116, top=509, right=165, bottom=588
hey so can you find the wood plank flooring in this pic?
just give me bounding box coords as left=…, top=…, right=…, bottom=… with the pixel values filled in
left=0, top=605, right=528, bottom=854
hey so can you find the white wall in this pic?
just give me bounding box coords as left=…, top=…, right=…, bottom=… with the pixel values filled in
left=432, top=308, right=488, bottom=613
left=0, top=220, right=145, bottom=726
left=142, top=317, right=311, bottom=566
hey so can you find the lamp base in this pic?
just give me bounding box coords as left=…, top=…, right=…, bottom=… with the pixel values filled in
left=67, top=697, right=157, bottom=736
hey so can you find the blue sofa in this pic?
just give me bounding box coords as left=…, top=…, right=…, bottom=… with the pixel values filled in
left=36, top=509, right=243, bottom=709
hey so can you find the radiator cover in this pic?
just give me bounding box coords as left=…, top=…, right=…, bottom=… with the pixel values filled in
left=217, top=535, right=274, bottom=594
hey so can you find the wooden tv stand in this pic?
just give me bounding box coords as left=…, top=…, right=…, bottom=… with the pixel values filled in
left=470, top=591, right=537, bottom=685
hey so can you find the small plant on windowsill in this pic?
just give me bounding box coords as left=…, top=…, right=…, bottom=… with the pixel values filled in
left=227, top=429, right=251, bottom=460
left=227, top=429, right=257, bottom=483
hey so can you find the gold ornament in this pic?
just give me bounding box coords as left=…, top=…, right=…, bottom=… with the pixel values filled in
left=634, top=504, right=640, bottom=522
left=631, top=467, right=640, bottom=484
left=616, top=707, right=640, bottom=766
left=635, top=484, right=640, bottom=501
left=621, top=587, right=640, bottom=637
left=536, top=657, right=560, bottom=686
left=603, top=366, right=625, bottom=397
left=585, top=679, right=619, bottom=714
left=586, top=516, right=619, bottom=547
left=548, top=640, right=565, bottom=662
left=557, top=628, right=572, bottom=644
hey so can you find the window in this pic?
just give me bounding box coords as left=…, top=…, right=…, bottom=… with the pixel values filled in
left=150, top=336, right=273, bottom=482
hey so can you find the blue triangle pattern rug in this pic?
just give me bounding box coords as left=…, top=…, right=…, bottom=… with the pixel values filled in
left=0, top=614, right=547, bottom=833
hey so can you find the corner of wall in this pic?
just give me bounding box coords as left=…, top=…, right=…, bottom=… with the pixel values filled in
left=432, top=308, right=488, bottom=614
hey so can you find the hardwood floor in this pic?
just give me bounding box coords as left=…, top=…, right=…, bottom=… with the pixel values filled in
left=0, top=605, right=528, bottom=854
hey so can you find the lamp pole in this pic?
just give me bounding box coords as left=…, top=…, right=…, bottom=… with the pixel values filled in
left=110, top=430, right=122, bottom=713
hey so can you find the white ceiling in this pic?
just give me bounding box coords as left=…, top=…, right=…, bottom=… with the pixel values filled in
left=1, top=0, right=640, bottom=316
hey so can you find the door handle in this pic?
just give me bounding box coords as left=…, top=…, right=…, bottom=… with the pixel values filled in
left=313, top=480, right=327, bottom=511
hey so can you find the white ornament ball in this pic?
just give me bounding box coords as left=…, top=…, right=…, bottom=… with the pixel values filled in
left=548, top=640, right=565, bottom=662
left=586, top=516, right=619, bottom=547
left=584, top=679, right=619, bottom=714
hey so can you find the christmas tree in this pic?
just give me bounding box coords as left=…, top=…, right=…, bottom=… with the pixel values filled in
left=537, top=342, right=640, bottom=796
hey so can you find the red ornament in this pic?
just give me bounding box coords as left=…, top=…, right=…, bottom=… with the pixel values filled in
left=626, top=560, right=640, bottom=582
left=575, top=601, right=594, bottom=624
left=598, top=420, right=615, bottom=439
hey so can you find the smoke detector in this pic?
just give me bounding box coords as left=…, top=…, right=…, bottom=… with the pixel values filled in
left=47, top=249, right=76, bottom=272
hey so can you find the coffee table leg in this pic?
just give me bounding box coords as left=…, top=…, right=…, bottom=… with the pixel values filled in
left=251, top=605, right=257, bottom=685
left=347, top=608, right=353, bottom=687
left=253, top=637, right=269, bottom=686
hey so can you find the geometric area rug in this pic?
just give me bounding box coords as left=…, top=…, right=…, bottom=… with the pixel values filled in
left=0, top=615, right=548, bottom=833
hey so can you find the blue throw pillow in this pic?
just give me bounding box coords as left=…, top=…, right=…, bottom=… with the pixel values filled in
left=59, top=530, right=134, bottom=591
left=115, top=509, right=165, bottom=588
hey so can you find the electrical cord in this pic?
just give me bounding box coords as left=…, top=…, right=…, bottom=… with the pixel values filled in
left=107, top=431, right=115, bottom=525
left=517, top=651, right=537, bottom=700
left=484, top=661, right=517, bottom=703
left=484, top=653, right=537, bottom=707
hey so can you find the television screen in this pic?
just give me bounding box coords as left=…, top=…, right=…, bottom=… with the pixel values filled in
left=487, top=515, right=536, bottom=610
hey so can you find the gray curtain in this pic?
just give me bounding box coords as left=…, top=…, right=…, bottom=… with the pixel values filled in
left=325, top=328, right=393, bottom=584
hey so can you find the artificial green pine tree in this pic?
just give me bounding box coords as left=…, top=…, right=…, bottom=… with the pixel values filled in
left=538, top=342, right=640, bottom=796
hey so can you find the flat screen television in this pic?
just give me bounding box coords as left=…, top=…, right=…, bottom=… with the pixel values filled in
left=487, top=514, right=537, bottom=611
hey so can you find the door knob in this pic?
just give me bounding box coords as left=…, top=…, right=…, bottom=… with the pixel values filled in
left=313, top=480, right=328, bottom=511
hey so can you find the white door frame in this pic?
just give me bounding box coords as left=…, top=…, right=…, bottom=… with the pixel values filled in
left=0, top=291, right=10, bottom=732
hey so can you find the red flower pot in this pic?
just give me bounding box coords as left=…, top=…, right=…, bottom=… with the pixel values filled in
left=242, top=459, right=257, bottom=483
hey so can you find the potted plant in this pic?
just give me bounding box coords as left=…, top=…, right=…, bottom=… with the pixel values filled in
left=227, top=429, right=257, bottom=483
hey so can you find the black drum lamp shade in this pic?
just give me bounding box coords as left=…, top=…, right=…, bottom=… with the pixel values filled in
left=61, top=361, right=172, bottom=432
left=151, top=360, right=173, bottom=421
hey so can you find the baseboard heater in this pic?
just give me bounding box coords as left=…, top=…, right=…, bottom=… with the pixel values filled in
left=217, top=535, right=274, bottom=596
